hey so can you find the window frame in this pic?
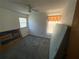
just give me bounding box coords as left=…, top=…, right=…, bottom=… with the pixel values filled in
left=19, top=17, right=28, bottom=28
left=47, top=15, right=62, bottom=34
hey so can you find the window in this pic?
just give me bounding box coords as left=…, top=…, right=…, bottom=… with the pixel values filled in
left=47, top=15, right=61, bottom=34
left=19, top=17, right=27, bottom=28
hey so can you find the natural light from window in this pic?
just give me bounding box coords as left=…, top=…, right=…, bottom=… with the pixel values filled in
left=47, top=15, right=61, bottom=34
left=19, top=17, right=27, bottom=28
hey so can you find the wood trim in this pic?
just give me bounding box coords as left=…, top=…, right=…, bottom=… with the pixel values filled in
left=0, top=29, right=22, bottom=53
left=66, top=0, right=79, bottom=59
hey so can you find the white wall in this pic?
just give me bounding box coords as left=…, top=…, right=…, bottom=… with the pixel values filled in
left=28, top=11, right=48, bottom=38
left=62, top=0, right=77, bottom=26
left=49, top=24, right=67, bottom=59
left=0, top=7, right=29, bottom=37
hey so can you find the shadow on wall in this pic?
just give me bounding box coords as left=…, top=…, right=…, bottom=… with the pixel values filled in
left=49, top=24, right=67, bottom=59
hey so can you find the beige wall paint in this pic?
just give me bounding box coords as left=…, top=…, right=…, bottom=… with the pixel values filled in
left=0, top=8, right=29, bottom=37
left=0, top=19, right=3, bottom=32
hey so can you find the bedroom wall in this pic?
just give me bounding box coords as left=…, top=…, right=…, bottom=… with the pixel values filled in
left=0, top=8, right=29, bottom=37
left=28, top=11, right=48, bottom=38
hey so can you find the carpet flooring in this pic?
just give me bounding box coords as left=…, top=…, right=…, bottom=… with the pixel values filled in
left=2, top=35, right=50, bottom=59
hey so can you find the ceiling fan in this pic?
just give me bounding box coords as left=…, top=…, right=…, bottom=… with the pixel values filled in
left=27, top=4, right=38, bottom=13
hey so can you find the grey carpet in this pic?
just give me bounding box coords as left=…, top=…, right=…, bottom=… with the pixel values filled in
left=3, top=35, right=50, bottom=59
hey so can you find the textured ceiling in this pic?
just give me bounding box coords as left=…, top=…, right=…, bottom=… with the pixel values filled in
left=7, top=0, right=68, bottom=13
